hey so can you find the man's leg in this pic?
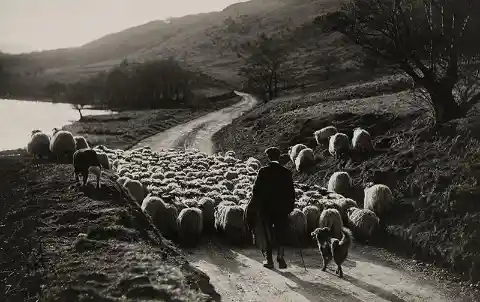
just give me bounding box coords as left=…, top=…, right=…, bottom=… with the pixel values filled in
left=262, top=219, right=274, bottom=269
left=275, top=217, right=288, bottom=269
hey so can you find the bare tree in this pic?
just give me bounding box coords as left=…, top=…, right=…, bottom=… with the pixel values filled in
left=237, top=33, right=292, bottom=101
left=72, top=103, right=87, bottom=121
left=319, top=0, right=480, bottom=123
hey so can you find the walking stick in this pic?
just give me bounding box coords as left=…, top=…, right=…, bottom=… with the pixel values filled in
left=296, top=235, right=307, bottom=272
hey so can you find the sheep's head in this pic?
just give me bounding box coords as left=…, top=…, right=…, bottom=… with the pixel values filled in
left=364, top=182, right=375, bottom=190
left=52, top=128, right=60, bottom=135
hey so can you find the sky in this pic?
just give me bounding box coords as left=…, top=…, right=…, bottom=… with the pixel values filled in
left=0, top=0, right=247, bottom=54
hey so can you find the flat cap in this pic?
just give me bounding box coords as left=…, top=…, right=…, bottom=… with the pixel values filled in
left=265, top=147, right=281, bottom=160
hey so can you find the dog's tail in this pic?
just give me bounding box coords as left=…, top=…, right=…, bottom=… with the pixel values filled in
left=332, top=227, right=352, bottom=250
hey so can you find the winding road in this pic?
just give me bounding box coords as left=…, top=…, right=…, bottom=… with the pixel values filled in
left=130, top=92, right=471, bottom=302
left=131, top=91, right=257, bottom=154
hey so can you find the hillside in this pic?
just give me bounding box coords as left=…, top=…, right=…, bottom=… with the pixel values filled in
left=3, top=0, right=357, bottom=88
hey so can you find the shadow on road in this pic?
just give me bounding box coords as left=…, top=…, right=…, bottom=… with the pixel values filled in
left=343, top=274, right=407, bottom=302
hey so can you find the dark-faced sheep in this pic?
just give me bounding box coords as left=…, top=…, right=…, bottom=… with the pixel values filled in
left=73, top=149, right=102, bottom=188
left=364, top=184, right=394, bottom=218
left=332, top=198, right=358, bottom=224
left=177, top=207, right=203, bottom=247
left=319, top=208, right=343, bottom=240
left=27, top=130, right=51, bottom=159
left=123, top=179, right=145, bottom=203
left=198, top=197, right=216, bottom=233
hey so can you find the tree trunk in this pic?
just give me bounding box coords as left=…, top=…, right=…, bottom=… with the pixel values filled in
left=428, top=84, right=463, bottom=123
left=77, top=109, right=83, bottom=121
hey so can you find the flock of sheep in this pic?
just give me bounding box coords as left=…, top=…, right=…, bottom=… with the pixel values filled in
left=25, top=125, right=394, bottom=249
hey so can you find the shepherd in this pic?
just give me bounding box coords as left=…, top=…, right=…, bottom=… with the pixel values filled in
left=245, top=147, right=296, bottom=269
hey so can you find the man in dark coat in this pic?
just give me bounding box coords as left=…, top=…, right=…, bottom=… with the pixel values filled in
left=247, top=147, right=296, bottom=269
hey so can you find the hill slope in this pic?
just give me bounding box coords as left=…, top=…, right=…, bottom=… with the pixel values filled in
left=4, top=0, right=354, bottom=87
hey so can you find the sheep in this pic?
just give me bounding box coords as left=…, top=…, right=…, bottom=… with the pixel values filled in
left=214, top=201, right=247, bottom=245
left=314, top=126, right=338, bottom=145
left=141, top=194, right=177, bottom=239
left=302, top=205, right=321, bottom=234
left=364, top=184, right=394, bottom=218
left=332, top=198, right=358, bottom=224
left=288, top=144, right=307, bottom=163
left=295, top=148, right=315, bottom=172
left=123, top=179, right=145, bottom=203
left=74, top=136, right=90, bottom=150
left=225, top=150, right=236, bottom=158
left=27, top=130, right=51, bottom=159
left=327, top=172, right=352, bottom=197
left=96, top=152, right=110, bottom=169
left=352, top=128, right=373, bottom=152
left=328, top=133, right=350, bottom=158
left=347, top=207, right=379, bottom=239
left=73, top=149, right=102, bottom=188
left=177, top=207, right=203, bottom=247
left=318, top=208, right=343, bottom=240
left=288, top=209, right=308, bottom=246
left=198, top=197, right=216, bottom=233
left=49, top=129, right=76, bottom=162
left=246, top=157, right=261, bottom=171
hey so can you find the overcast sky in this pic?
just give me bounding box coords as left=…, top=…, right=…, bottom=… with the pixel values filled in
left=0, top=0, right=246, bottom=54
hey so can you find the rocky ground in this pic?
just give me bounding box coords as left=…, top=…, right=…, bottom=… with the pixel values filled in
left=213, top=82, right=480, bottom=286
left=0, top=153, right=220, bottom=302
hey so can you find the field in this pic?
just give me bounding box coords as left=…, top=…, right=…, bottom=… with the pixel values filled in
left=62, top=96, right=240, bottom=150
left=213, top=78, right=480, bottom=284
left=0, top=154, right=219, bottom=301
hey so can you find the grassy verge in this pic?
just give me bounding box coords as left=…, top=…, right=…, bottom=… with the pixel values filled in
left=213, top=79, right=480, bottom=284
left=0, top=153, right=219, bottom=302
left=63, top=96, right=241, bottom=150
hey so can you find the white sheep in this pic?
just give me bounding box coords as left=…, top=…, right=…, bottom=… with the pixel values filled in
left=246, top=157, right=261, bottom=171
left=314, top=126, right=338, bottom=145
left=328, top=133, right=350, bottom=158
left=288, top=209, right=308, bottom=245
left=364, top=184, right=394, bottom=218
left=295, top=148, right=315, bottom=172
left=49, top=129, right=76, bottom=162
left=327, top=172, right=352, bottom=197
left=288, top=144, right=308, bottom=163
left=347, top=207, right=379, bottom=239
left=123, top=179, right=145, bottom=203
left=96, top=152, right=110, bottom=169
left=318, top=208, right=343, bottom=240
left=27, top=130, right=51, bottom=159
left=74, top=136, right=90, bottom=150
left=141, top=194, right=177, bottom=239
left=214, top=201, right=247, bottom=244
left=177, top=207, right=203, bottom=247
left=352, top=127, right=373, bottom=151
left=302, top=205, right=321, bottom=234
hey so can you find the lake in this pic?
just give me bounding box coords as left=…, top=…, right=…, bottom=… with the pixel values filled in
left=0, top=99, right=114, bottom=151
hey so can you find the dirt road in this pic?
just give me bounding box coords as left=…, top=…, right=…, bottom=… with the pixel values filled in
left=129, top=92, right=473, bottom=301
left=131, top=91, right=257, bottom=154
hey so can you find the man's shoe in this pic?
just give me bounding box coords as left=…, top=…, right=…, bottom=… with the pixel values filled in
left=277, top=258, right=287, bottom=269
left=263, top=260, right=274, bottom=269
